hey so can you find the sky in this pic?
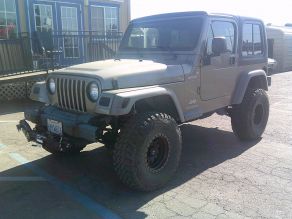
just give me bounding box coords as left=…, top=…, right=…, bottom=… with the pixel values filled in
left=131, top=0, right=292, bottom=26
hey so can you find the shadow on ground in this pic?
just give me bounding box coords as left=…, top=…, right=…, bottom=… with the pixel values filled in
left=0, top=100, right=43, bottom=116
left=0, top=120, right=259, bottom=218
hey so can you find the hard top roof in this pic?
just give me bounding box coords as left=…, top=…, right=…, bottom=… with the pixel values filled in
left=132, top=11, right=263, bottom=23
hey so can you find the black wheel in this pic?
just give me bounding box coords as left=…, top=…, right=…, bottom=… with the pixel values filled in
left=42, top=136, right=87, bottom=155
left=231, top=88, right=269, bottom=141
left=113, top=112, right=182, bottom=191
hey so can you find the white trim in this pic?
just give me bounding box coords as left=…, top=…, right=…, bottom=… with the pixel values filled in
left=26, top=0, right=31, bottom=33
left=33, top=4, right=54, bottom=32
left=54, top=2, right=58, bottom=32
left=90, top=5, right=119, bottom=33
left=33, top=0, right=80, bottom=6
left=60, top=6, right=80, bottom=58
left=0, top=0, right=18, bottom=38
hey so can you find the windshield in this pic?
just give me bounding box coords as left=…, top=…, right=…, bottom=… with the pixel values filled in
left=120, top=17, right=203, bottom=52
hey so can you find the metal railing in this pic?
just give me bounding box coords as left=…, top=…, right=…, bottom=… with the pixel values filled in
left=0, top=31, right=123, bottom=78
left=0, top=33, right=33, bottom=77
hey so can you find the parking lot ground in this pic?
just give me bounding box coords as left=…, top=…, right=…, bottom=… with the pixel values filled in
left=0, top=72, right=292, bottom=219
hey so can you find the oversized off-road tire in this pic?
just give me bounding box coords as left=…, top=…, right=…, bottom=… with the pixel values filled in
left=42, top=136, right=87, bottom=155
left=113, top=112, right=182, bottom=191
left=231, top=88, right=269, bottom=141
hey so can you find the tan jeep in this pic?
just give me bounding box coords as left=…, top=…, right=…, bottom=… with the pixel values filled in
left=18, top=12, right=271, bottom=191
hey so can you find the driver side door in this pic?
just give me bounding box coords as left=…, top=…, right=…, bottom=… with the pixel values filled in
left=200, top=18, right=238, bottom=101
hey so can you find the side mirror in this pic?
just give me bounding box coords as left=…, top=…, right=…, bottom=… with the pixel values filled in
left=212, top=37, right=228, bottom=56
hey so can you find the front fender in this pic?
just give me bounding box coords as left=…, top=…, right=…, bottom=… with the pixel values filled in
left=232, top=70, right=268, bottom=105
left=96, top=86, right=185, bottom=122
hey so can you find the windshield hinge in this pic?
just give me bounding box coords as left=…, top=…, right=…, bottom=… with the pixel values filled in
left=197, top=87, right=201, bottom=95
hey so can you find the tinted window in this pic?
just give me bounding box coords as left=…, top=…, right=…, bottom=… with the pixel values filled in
left=242, top=23, right=263, bottom=56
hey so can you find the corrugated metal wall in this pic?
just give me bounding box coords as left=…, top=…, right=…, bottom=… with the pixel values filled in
left=267, top=26, right=292, bottom=72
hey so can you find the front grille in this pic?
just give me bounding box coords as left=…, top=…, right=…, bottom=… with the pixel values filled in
left=56, top=78, right=87, bottom=112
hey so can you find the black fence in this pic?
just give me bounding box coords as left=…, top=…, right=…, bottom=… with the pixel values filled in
left=0, top=31, right=123, bottom=78
left=0, top=33, right=33, bottom=77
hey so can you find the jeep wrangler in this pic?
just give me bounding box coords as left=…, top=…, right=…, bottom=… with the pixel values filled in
left=17, top=12, right=271, bottom=191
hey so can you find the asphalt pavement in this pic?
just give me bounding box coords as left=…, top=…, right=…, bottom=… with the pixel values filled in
left=0, top=72, right=291, bottom=219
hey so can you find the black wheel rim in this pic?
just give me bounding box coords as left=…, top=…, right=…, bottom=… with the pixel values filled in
left=147, top=136, right=169, bottom=171
left=254, top=104, right=264, bottom=125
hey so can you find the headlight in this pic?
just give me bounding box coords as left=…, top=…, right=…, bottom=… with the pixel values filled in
left=47, top=78, right=56, bottom=94
left=87, top=82, right=99, bottom=102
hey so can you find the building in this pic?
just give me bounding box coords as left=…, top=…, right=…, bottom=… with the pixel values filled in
left=0, top=0, right=131, bottom=75
left=0, top=0, right=131, bottom=38
left=266, top=26, right=292, bottom=72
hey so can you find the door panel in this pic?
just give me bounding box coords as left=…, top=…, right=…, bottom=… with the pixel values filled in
left=200, top=19, right=239, bottom=101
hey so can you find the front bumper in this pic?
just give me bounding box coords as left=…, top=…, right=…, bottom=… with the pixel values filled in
left=17, top=106, right=102, bottom=143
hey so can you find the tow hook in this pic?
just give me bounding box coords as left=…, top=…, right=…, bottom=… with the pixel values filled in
left=17, top=120, right=46, bottom=145
left=17, top=120, right=34, bottom=142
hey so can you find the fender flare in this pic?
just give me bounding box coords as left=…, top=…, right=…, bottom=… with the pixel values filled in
left=231, top=70, right=268, bottom=105
left=106, top=87, right=185, bottom=122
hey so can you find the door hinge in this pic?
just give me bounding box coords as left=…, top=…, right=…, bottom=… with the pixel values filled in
left=197, top=87, right=201, bottom=95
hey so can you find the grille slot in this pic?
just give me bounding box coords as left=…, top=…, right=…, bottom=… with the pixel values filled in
left=56, top=78, right=87, bottom=112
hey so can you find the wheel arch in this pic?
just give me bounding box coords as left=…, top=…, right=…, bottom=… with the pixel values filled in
left=232, top=70, right=268, bottom=105
left=109, top=87, right=185, bottom=123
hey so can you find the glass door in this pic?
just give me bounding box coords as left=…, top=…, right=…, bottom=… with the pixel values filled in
left=59, top=5, right=83, bottom=65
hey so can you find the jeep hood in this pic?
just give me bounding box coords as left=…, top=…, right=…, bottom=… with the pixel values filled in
left=53, top=59, right=185, bottom=90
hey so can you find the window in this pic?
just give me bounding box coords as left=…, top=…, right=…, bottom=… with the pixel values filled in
left=34, top=4, right=53, bottom=32
left=0, top=0, right=17, bottom=39
left=206, top=21, right=235, bottom=56
left=120, top=18, right=203, bottom=51
left=61, top=7, right=79, bottom=58
left=242, top=23, right=263, bottom=56
left=61, top=7, right=78, bottom=33
left=91, top=6, right=118, bottom=33
left=204, top=20, right=235, bottom=65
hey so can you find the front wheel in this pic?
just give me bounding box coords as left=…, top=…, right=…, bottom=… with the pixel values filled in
left=231, top=88, right=269, bottom=141
left=113, top=112, right=182, bottom=191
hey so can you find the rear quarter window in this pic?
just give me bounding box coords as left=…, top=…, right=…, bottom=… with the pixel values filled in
left=242, top=23, right=264, bottom=57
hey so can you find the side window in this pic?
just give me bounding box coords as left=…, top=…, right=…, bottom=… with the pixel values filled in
left=242, top=24, right=253, bottom=56
left=204, top=20, right=236, bottom=65
left=212, top=21, right=235, bottom=53
left=253, top=25, right=263, bottom=55
left=242, top=23, right=263, bottom=57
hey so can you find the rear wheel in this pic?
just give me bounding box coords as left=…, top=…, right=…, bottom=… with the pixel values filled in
left=113, top=112, right=182, bottom=191
left=231, top=88, right=269, bottom=140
